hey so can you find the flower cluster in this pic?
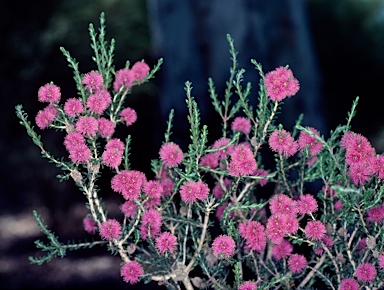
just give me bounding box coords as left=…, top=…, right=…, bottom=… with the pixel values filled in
left=19, top=14, right=384, bottom=290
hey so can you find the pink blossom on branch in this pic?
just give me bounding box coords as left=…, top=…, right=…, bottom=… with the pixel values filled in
left=86, top=89, right=111, bottom=115
left=268, top=129, right=298, bottom=157
left=298, top=127, right=323, bottom=156
left=38, top=83, right=61, bottom=103
left=155, top=232, right=178, bottom=254
left=131, top=61, right=150, bottom=81
left=120, top=107, right=137, bottom=126
left=35, top=105, right=58, bottom=130
left=304, top=220, right=326, bottom=241
left=238, top=281, right=258, bottom=290
left=99, top=219, right=122, bottom=240
left=64, top=98, right=84, bottom=117
left=339, top=278, right=359, bottom=290
left=288, top=254, right=307, bottom=273
left=82, top=71, right=103, bottom=92
left=231, top=116, right=252, bottom=135
left=211, top=235, right=236, bottom=259
left=120, top=261, right=143, bottom=284
left=264, top=66, right=299, bottom=102
left=228, top=144, right=257, bottom=176
left=272, top=239, right=293, bottom=261
left=159, top=142, right=184, bottom=168
left=355, top=262, right=377, bottom=283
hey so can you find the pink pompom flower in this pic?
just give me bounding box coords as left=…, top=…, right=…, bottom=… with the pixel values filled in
left=82, top=71, right=103, bottom=92
left=238, top=220, right=266, bottom=252
left=155, top=232, right=178, bottom=254
left=120, top=200, right=138, bottom=218
left=288, top=254, right=307, bottom=273
left=86, top=89, right=111, bottom=115
left=114, top=68, right=134, bottom=91
left=68, top=143, right=91, bottom=164
left=268, top=129, right=298, bottom=157
left=99, top=219, right=122, bottom=240
left=348, top=163, right=372, bottom=186
left=180, top=180, right=209, bottom=203
left=120, top=107, right=137, bottom=126
left=211, top=235, right=236, bottom=259
left=143, top=180, right=164, bottom=199
left=64, top=98, right=84, bottom=117
left=298, top=127, right=323, bottom=156
left=212, top=138, right=234, bottom=160
left=228, top=144, right=257, bottom=176
left=297, top=194, right=318, bottom=215
left=159, top=142, right=184, bottom=168
left=38, top=83, right=61, bottom=103
left=304, top=220, right=326, bottom=241
left=272, top=239, right=293, bottom=261
left=231, top=117, right=252, bottom=135
left=238, top=281, right=258, bottom=290
left=98, top=117, right=115, bottom=138
left=355, top=262, right=377, bottom=283
left=83, top=216, right=98, bottom=234
left=366, top=204, right=384, bottom=223
left=120, top=261, right=143, bottom=284
left=35, top=105, right=58, bottom=130
left=264, top=66, right=299, bottom=102
left=111, top=170, right=146, bottom=200
left=378, top=253, right=384, bottom=269
left=64, top=131, right=86, bottom=151
left=131, top=61, right=150, bottom=81
left=269, top=194, right=298, bottom=216
left=75, top=116, right=99, bottom=137
left=339, top=278, right=359, bottom=290
left=140, top=208, right=162, bottom=240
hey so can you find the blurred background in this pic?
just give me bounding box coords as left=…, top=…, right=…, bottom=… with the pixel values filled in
left=1, top=0, right=384, bottom=288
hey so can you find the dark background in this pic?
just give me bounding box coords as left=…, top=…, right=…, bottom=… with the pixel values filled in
left=1, top=0, right=384, bottom=289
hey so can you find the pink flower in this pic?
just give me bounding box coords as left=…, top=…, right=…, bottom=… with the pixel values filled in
left=35, top=105, right=58, bottom=129
left=102, top=147, right=123, bottom=168
left=269, top=194, right=298, bottom=216
left=254, top=169, right=269, bottom=186
left=304, top=220, right=326, bottom=241
left=297, top=194, right=318, bottom=215
left=231, top=117, right=251, bottom=135
left=211, top=235, right=236, bottom=259
left=82, top=71, right=103, bottom=92
left=64, top=98, right=84, bottom=117
left=68, top=143, right=91, bottom=164
left=298, top=127, right=323, bottom=156
left=288, top=254, right=307, bottom=273
left=75, top=116, right=99, bottom=137
left=348, top=163, right=372, bottom=186
left=339, top=278, right=359, bottom=290
left=99, top=219, right=122, bottom=240
left=143, top=180, right=164, bottom=199
left=272, top=239, right=293, bottom=261
left=355, top=262, right=377, bottom=283
left=378, top=253, right=384, bottom=269
left=228, top=144, right=257, bottom=176
left=114, top=68, right=134, bottom=91
left=86, top=89, right=111, bottom=115
left=111, top=170, right=147, bottom=200
left=140, top=209, right=162, bottom=240
left=179, top=180, right=209, bottom=203
left=83, top=216, right=97, bottom=234
left=370, top=155, right=384, bottom=179
left=268, top=129, right=298, bottom=157
left=120, top=200, right=138, bottom=218
left=264, top=66, right=299, bottom=102
left=98, top=117, right=115, bottom=138
left=158, top=170, right=174, bottom=196
left=38, top=83, right=61, bottom=103
left=159, top=142, right=184, bottom=167
left=131, top=61, right=150, bottom=81
left=200, top=153, right=219, bottom=169
left=144, top=196, right=161, bottom=209
left=334, top=200, right=343, bottom=211
left=64, top=132, right=86, bottom=150
left=238, top=281, right=257, bottom=290
left=106, top=138, right=125, bottom=151
left=239, top=220, right=266, bottom=252
left=344, top=132, right=375, bottom=166
left=120, top=261, right=143, bottom=284
left=120, top=107, right=137, bottom=126
left=212, top=138, right=234, bottom=160
left=155, top=232, right=178, bottom=254
left=366, top=205, right=384, bottom=223
left=266, top=214, right=298, bottom=244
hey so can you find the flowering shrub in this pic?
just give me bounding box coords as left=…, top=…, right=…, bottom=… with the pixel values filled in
left=16, top=14, right=384, bottom=290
